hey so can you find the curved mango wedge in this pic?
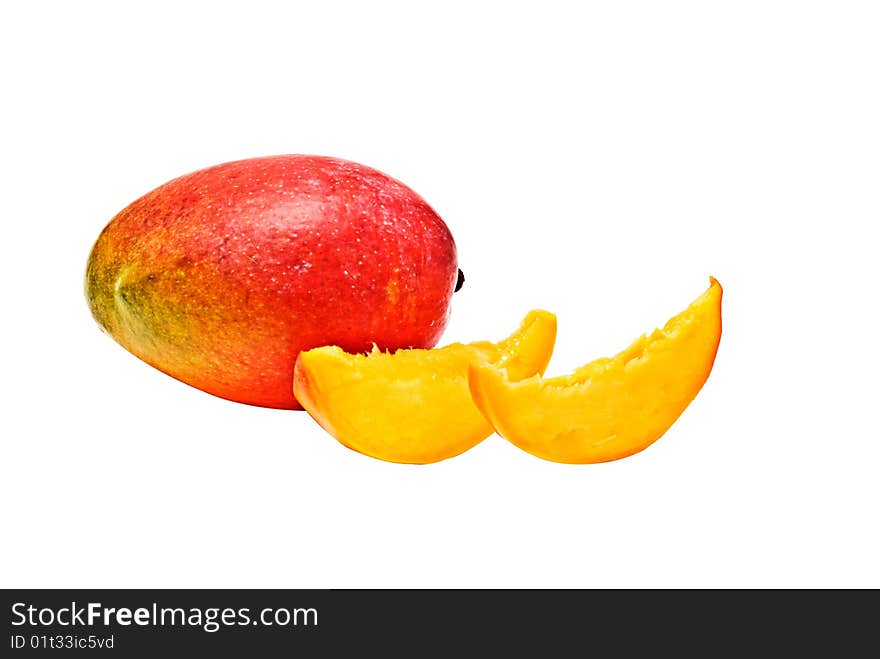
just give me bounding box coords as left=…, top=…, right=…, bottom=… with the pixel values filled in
left=293, top=310, right=557, bottom=464
left=469, top=278, right=722, bottom=464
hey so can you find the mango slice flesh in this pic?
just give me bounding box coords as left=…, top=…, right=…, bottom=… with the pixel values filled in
left=293, top=310, right=557, bottom=464
left=468, top=278, right=723, bottom=464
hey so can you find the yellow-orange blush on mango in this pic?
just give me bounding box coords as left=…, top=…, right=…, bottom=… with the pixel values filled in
left=294, top=310, right=557, bottom=464
left=468, top=278, right=723, bottom=464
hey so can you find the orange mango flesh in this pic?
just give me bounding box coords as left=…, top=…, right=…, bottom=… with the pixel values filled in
left=468, top=278, right=723, bottom=464
left=293, top=310, right=557, bottom=464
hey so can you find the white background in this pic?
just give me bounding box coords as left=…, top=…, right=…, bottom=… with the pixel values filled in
left=2, top=1, right=878, bottom=588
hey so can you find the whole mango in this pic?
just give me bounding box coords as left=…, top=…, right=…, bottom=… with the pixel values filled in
left=85, top=154, right=461, bottom=409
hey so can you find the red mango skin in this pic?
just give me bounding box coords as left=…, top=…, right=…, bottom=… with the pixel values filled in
left=85, top=154, right=459, bottom=409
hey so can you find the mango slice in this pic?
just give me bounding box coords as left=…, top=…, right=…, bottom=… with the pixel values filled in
left=468, top=278, right=722, bottom=464
left=293, top=310, right=557, bottom=464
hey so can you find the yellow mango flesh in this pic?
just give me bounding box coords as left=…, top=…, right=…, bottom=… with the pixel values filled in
left=293, top=310, right=557, bottom=464
left=468, top=278, right=722, bottom=464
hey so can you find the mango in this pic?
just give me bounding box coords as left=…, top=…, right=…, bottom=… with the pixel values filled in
left=469, top=278, right=723, bottom=463
left=293, top=310, right=557, bottom=463
left=85, top=154, right=461, bottom=409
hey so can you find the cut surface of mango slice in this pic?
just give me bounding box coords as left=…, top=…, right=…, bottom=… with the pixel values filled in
left=468, top=278, right=722, bottom=464
left=293, top=310, right=557, bottom=464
